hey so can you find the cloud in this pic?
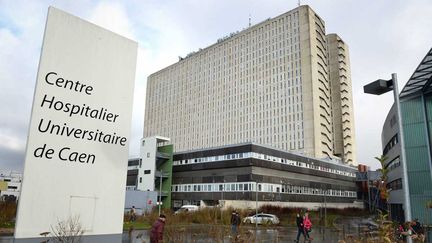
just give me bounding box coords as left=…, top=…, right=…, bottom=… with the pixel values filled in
left=88, top=1, right=135, bottom=40
left=1, top=0, right=432, bottom=172
left=0, top=145, right=24, bottom=172
left=0, top=2, right=47, bottom=171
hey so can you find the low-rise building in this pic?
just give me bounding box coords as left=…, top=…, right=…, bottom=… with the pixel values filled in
left=0, top=171, right=22, bottom=201
left=126, top=136, right=173, bottom=210
left=171, top=142, right=360, bottom=210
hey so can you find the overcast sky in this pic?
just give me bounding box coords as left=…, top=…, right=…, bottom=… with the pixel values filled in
left=1, top=0, right=431, bottom=172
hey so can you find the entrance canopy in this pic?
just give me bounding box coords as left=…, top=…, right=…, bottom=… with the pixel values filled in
left=400, top=48, right=432, bottom=99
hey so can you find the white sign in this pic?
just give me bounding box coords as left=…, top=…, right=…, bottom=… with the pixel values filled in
left=15, top=7, right=137, bottom=240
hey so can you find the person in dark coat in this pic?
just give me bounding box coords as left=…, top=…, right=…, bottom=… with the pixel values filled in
left=295, top=213, right=305, bottom=242
left=230, top=210, right=241, bottom=236
left=410, top=219, right=425, bottom=242
left=150, top=214, right=166, bottom=243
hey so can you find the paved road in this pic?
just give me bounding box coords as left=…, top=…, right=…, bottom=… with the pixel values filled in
left=0, top=220, right=372, bottom=243
left=124, top=226, right=347, bottom=243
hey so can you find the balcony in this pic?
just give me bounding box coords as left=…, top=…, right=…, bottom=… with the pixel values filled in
left=155, top=171, right=170, bottom=178
left=157, top=191, right=169, bottom=197
left=156, top=151, right=170, bottom=159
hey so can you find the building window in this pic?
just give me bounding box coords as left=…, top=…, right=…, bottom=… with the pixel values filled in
left=386, top=157, right=401, bottom=171
left=387, top=178, right=403, bottom=190
left=139, top=177, right=142, bottom=183
left=147, top=152, right=150, bottom=158
left=144, top=170, right=151, bottom=174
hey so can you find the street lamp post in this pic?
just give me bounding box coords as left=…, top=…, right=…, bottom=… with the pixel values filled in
left=324, top=189, right=327, bottom=228
left=221, top=179, right=225, bottom=224
left=367, top=177, right=372, bottom=212
left=364, top=73, right=412, bottom=233
left=279, top=180, right=282, bottom=202
left=255, top=181, right=259, bottom=242
left=212, top=174, right=216, bottom=223
left=159, top=169, right=163, bottom=216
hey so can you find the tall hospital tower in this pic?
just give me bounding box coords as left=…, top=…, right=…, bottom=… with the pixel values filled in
left=144, top=5, right=357, bottom=165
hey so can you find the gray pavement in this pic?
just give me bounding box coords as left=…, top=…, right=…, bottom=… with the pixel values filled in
left=123, top=226, right=347, bottom=243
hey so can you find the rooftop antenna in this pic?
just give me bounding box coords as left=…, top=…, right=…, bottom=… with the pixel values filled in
left=298, top=0, right=301, bottom=6
left=249, top=14, right=251, bottom=27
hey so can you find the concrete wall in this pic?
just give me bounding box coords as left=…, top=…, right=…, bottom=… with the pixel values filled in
left=326, top=34, right=357, bottom=165
left=125, top=190, right=158, bottom=214
left=222, top=199, right=363, bottom=210
left=381, top=104, right=404, bottom=205
left=138, top=137, right=157, bottom=191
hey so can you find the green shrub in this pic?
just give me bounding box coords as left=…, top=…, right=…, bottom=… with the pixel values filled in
left=0, top=201, right=17, bottom=227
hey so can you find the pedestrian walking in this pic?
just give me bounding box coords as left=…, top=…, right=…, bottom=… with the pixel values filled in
left=294, top=213, right=306, bottom=242
left=410, top=219, right=425, bottom=242
left=303, top=212, right=313, bottom=241
left=130, top=206, right=136, bottom=222
left=150, top=214, right=166, bottom=243
left=230, top=210, right=241, bottom=236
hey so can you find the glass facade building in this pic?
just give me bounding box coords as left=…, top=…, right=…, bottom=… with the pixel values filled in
left=400, top=95, right=432, bottom=223
left=387, top=48, right=432, bottom=224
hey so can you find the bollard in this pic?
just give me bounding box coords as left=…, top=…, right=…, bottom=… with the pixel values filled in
left=343, top=224, right=345, bottom=239
left=322, top=226, right=325, bottom=241
left=357, top=224, right=360, bottom=239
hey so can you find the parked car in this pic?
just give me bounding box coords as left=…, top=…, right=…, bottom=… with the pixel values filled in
left=243, top=213, right=280, bottom=225
left=174, top=205, right=199, bottom=214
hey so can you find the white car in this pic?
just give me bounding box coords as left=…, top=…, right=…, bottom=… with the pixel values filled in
left=174, top=205, right=199, bottom=214
left=243, top=213, right=280, bottom=225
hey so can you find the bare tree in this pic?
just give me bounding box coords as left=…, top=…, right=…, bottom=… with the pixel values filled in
left=50, top=215, right=85, bottom=243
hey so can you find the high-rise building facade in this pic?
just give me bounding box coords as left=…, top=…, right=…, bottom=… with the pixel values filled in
left=144, top=5, right=357, bottom=165
left=326, top=34, right=356, bottom=164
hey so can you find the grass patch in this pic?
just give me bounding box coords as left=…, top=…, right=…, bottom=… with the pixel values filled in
left=123, top=221, right=151, bottom=230
left=123, top=205, right=370, bottom=231
left=0, top=201, right=17, bottom=229
left=0, top=221, right=15, bottom=228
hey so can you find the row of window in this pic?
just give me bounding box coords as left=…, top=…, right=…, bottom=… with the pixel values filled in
left=172, top=182, right=356, bottom=198
left=383, top=134, right=398, bottom=156
left=173, top=152, right=356, bottom=177
left=385, top=157, right=401, bottom=171
left=144, top=14, right=306, bottom=153
left=387, top=178, right=402, bottom=191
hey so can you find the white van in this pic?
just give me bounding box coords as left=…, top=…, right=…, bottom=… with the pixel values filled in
left=174, top=205, right=199, bottom=214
